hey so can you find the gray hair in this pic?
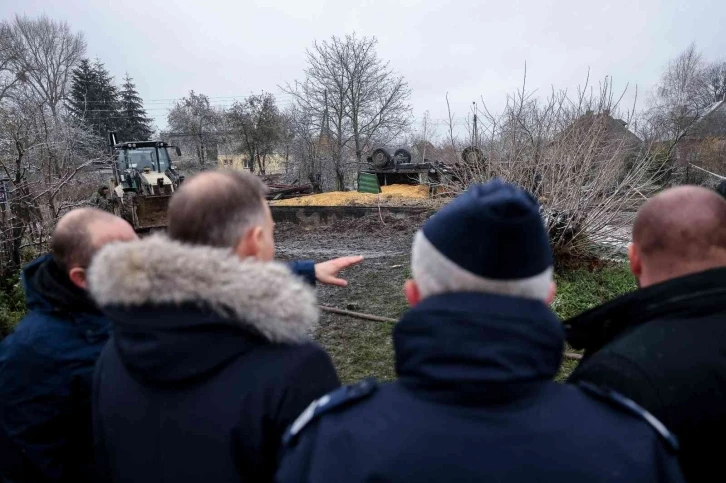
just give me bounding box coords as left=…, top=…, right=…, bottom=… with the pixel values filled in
left=411, top=231, right=553, bottom=301
left=167, top=170, right=269, bottom=249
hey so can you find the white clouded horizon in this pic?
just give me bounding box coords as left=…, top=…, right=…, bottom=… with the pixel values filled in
left=3, top=0, right=724, bottom=135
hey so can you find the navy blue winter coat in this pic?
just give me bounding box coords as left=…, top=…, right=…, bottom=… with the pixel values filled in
left=276, top=292, right=685, bottom=483
left=88, top=236, right=339, bottom=483
left=0, top=255, right=111, bottom=482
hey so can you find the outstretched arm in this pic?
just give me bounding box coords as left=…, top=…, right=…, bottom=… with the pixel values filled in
left=314, top=256, right=364, bottom=287
left=288, top=256, right=364, bottom=287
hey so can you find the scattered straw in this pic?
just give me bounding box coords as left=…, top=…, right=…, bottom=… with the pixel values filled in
left=271, top=184, right=430, bottom=207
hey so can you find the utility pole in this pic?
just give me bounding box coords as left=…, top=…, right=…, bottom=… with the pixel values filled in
left=472, top=101, right=478, bottom=147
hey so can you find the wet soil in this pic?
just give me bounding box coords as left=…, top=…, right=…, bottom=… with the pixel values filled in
left=275, top=213, right=429, bottom=383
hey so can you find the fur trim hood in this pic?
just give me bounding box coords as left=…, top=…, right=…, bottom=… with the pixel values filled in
left=87, top=235, right=318, bottom=344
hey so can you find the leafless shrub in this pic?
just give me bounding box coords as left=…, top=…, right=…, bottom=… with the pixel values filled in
left=441, top=71, right=661, bottom=263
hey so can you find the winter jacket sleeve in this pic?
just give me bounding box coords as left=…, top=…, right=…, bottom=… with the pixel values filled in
left=568, top=351, right=665, bottom=414
left=287, top=260, right=316, bottom=286
left=233, top=345, right=339, bottom=482
left=0, top=337, right=72, bottom=482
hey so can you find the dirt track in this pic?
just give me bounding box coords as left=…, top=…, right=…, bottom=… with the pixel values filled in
left=275, top=213, right=429, bottom=383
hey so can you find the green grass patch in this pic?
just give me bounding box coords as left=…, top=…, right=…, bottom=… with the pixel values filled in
left=552, top=263, right=636, bottom=320
left=317, top=261, right=637, bottom=384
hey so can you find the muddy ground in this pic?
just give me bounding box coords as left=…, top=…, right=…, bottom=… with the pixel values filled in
left=275, top=213, right=429, bottom=383
left=273, top=212, right=624, bottom=384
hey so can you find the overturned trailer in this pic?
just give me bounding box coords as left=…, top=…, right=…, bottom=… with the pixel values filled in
left=363, top=148, right=452, bottom=188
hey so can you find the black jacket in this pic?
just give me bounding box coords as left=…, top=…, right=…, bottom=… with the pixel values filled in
left=0, top=255, right=111, bottom=483
left=566, top=267, right=726, bottom=483
left=87, top=236, right=340, bottom=483
left=276, top=292, right=684, bottom=483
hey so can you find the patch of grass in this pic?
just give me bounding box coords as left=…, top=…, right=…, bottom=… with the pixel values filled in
left=317, top=259, right=637, bottom=384
left=555, top=357, right=581, bottom=383
left=314, top=254, right=409, bottom=384
left=316, top=318, right=396, bottom=384
left=553, top=263, right=635, bottom=320
left=552, top=262, right=636, bottom=380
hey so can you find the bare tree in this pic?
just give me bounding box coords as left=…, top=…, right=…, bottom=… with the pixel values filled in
left=342, top=35, right=412, bottom=164
left=442, top=73, right=658, bottom=262
left=6, top=15, right=85, bottom=118
left=409, top=110, right=438, bottom=162
left=166, top=91, right=222, bottom=168
left=647, top=44, right=713, bottom=141
left=0, top=22, right=22, bottom=103
left=0, top=88, right=104, bottom=278
left=226, top=93, right=283, bottom=174
left=284, top=34, right=412, bottom=190
left=285, top=104, right=329, bottom=191
left=705, top=61, right=726, bottom=103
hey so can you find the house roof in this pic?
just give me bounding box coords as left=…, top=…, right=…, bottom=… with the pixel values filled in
left=555, top=110, right=642, bottom=149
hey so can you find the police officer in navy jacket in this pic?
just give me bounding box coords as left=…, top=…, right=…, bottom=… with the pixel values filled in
left=276, top=180, right=685, bottom=483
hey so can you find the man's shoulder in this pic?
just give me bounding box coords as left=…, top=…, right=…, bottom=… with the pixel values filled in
left=575, top=381, right=679, bottom=452
left=282, top=378, right=379, bottom=446
left=1, top=309, right=106, bottom=363
left=576, top=313, right=718, bottom=381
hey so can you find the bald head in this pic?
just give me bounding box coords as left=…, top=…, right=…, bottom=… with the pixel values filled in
left=631, top=186, right=726, bottom=287
left=52, top=208, right=137, bottom=288
left=167, top=170, right=269, bottom=249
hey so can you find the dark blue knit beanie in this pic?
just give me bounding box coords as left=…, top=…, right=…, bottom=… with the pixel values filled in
left=422, top=179, right=553, bottom=280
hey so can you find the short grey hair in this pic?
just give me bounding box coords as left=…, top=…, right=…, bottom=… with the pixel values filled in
left=167, top=170, right=269, bottom=248
left=411, top=231, right=553, bottom=301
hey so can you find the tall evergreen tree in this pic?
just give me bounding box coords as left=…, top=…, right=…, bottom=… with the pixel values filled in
left=67, top=58, right=98, bottom=119
left=66, top=58, right=120, bottom=137
left=91, top=59, right=120, bottom=136
left=118, top=73, right=152, bottom=141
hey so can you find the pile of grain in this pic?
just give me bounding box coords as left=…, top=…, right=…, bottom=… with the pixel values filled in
left=271, top=184, right=429, bottom=207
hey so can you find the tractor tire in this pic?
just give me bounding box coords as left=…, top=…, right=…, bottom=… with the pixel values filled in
left=371, top=148, right=392, bottom=169
left=393, top=148, right=412, bottom=164
left=461, top=146, right=485, bottom=165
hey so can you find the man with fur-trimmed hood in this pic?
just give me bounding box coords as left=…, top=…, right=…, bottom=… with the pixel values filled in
left=88, top=171, right=347, bottom=482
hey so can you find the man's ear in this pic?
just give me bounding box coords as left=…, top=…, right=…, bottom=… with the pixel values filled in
left=546, top=281, right=557, bottom=306
left=235, top=226, right=264, bottom=260
left=404, top=280, right=421, bottom=307
left=628, top=242, right=642, bottom=279
left=68, top=267, right=88, bottom=290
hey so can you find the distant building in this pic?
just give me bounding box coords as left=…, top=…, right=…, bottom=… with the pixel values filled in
left=556, top=109, right=643, bottom=162
left=217, top=152, right=288, bottom=175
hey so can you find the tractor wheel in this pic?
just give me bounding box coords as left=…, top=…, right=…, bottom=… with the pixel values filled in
left=371, top=148, right=392, bottom=169
left=393, top=148, right=412, bottom=164
left=461, top=146, right=485, bottom=165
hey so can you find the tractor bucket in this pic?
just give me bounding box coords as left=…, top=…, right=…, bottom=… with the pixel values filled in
left=134, top=195, right=172, bottom=231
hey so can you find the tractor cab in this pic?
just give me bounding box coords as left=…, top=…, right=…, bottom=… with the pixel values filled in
left=112, top=140, right=182, bottom=196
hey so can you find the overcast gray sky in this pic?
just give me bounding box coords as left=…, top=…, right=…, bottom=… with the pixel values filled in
left=3, top=0, right=725, bottom=134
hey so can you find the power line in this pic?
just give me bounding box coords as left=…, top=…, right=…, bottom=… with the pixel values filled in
left=74, top=93, right=295, bottom=105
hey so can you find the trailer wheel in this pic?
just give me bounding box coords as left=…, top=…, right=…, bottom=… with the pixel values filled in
left=393, top=148, right=412, bottom=164
left=371, top=148, right=392, bottom=169
left=461, top=146, right=485, bottom=165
